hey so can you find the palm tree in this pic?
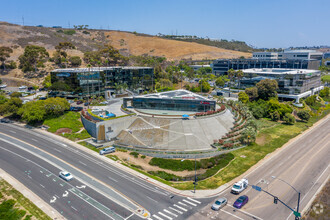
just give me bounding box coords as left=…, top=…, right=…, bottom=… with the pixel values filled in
left=236, top=70, right=244, bottom=89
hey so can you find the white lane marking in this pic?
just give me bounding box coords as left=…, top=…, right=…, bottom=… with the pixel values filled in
left=0, top=145, right=119, bottom=220
left=125, top=213, right=134, bottom=219
left=158, top=212, right=172, bottom=220
left=182, top=199, right=197, bottom=206
left=163, top=209, right=177, bottom=217
left=40, top=184, right=45, bottom=188
left=173, top=204, right=187, bottom=211
left=28, top=175, right=32, bottom=179
left=62, top=143, right=67, bottom=147
left=50, top=196, right=56, bottom=203
left=228, top=205, right=263, bottom=220
left=286, top=164, right=329, bottom=220
left=31, top=138, right=37, bottom=142
left=187, top=197, right=201, bottom=204
left=79, top=160, right=87, bottom=166
left=152, top=215, right=163, bottom=220
left=53, top=148, right=62, bottom=153
left=220, top=209, right=244, bottom=220
left=71, top=206, right=78, bottom=211
left=178, top=201, right=188, bottom=207
left=62, top=191, right=69, bottom=197
left=108, top=176, right=118, bottom=182
left=169, top=207, right=183, bottom=214
left=9, top=130, right=16, bottom=133
left=76, top=185, right=86, bottom=189
left=146, top=196, right=158, bottom=203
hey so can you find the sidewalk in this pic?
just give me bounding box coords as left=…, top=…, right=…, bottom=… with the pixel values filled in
left=10, top=113, right=330, bottom=199
left=0, top=168, right=64, bottom=220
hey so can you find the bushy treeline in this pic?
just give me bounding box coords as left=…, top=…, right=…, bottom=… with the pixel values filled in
left=0, top=96, right=69, bottom=124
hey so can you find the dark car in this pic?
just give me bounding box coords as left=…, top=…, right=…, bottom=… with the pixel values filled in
left=39, top=97, right=47, bottom=100
left=0, top=118, right=11, bottom=123
left=84, top=102, right=90, bottom=106
left=233, top=195, right=249, bottom=209
left=76, top=100, right=83, bottom=105
left=70, top=107, right=83, bottom=112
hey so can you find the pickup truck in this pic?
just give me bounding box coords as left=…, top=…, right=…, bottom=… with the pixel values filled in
left=231, top=178, right=248, bottom=194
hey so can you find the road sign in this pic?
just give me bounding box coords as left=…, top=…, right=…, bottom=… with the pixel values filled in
left=293, top=211, right=301, bottom=217
left=252, top=185, right=262, bottom=191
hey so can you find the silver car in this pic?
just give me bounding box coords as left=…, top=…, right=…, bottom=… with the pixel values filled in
left=59, top=171, right=73, bottom=181
left=211, top=197, right=227, bottom=210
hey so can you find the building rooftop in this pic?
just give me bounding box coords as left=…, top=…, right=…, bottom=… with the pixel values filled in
left=134, top=89, right=212, bottom=101
left=242, top=68, right=320, bottom=75
left=51, top=66, right=153, bottom=73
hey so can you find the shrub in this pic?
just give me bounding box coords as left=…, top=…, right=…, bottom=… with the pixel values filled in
left=63, top=30, right=76, bottom=35
left=141, top=155, right=146, bottom=159
left=319, top=87, right=329, bottom=98
left=10, top=91, right=22, bottom=98
left=270, top=111, right=280, bottom=121
left=297, top=110, right=310, bottom=121
left=129, top=152, right=139, bottom=158
left=283, top=113, right=296, bottom=125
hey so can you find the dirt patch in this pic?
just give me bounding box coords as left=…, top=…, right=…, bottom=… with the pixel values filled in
left=55, top=128, right=72, bottom=135
left=113, top=151, right=206, bottom=177
left=256, top=134, right=268, bottom=146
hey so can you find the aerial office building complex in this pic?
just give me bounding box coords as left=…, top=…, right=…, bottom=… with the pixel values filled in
left=49, top=67, right=154, bottom=98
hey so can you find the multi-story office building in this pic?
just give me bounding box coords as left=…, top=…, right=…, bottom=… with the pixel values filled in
left=252, top=52, right=280, bottom=60
left=240, top=68, right=323, bottom=102
left=212, top=59, right=320, bottom=75
left=252, top=50, right=323, bottom=61
left=323, top=52, right=330, bottom=60
left=50, top=67, right=154, bottom=98
left=123, top=89, right=216, bottom=112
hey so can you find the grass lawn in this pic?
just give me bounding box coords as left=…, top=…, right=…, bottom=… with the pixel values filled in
left=61, top=129, right=91, bottom=141
left=43, top=111, right=82, bottom=133
left=0, top=179, right=51, bottom=220
left=321, top=75, right=330, bottom=83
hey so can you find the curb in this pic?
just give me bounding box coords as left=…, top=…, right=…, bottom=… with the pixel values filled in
left=0, top=168, right=64, bottom=220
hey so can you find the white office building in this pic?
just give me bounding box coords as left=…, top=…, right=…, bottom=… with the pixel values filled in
left=252, top=50, right=323, bottom=61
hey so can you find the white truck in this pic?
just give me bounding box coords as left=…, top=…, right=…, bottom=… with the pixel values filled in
left=231, top=178, right=248, bottom=194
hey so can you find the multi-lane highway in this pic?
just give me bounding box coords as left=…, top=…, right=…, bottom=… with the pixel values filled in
left=191, top=116, right=330, bottom=220
left=0, top=123, right=209, bottom=220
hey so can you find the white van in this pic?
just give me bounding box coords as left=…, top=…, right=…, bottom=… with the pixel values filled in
left=99, top=147, right=115, bottom=155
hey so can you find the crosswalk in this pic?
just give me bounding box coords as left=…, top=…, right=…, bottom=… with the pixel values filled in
left=149, top=197, right=201, bottom=220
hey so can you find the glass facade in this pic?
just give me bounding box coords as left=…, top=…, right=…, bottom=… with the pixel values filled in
left=132, top=98, right=216, bottom=112
left=212, top=59, right=321, bottom=75
left=240, top=70, right=322, bottom=95
left=49, top=67, right=154, bottom=98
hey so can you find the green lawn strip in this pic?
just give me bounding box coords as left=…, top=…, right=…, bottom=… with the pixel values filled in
left=0, top=179, right=51, bottom=220
left=61, top=129, right=91, bottom=141
left=43, top=111, right=82, bottom=133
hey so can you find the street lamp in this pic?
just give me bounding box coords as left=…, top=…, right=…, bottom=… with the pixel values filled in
left=272, top=176, right=301, bottom=220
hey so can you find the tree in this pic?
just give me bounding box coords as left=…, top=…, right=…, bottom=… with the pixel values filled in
left=215, top=77, right=225, bottom=87
left=43, top=97, right=70, bottom=116
left=199, top=79, right=211, bottom=93
left=42, top=75, right=52, bottom=88
left=240, top=126, right=257, bottom=145
left=283, top=113, right=295, bottom=125
left=18, top=101, right=46, bottom=123
left=69, top=56, right=82, bottom=67
left=270, top=111, right=280, bottom=121
left=319, top=87, right=329, bottom=98
left=245, top=87, right=258, bottom=101
left=53, top=42, right=76, bottom=68
left=0, top=97, right=22, bottom=116
left=99, top=45, right=128, bottom=66
left=19, top=45, right=49, bottom=72
left=236, top=70, right=244, bottom=88
left=0, top=46, right=13, bottom=71
left=238, top=92, right=249, bottom=103
left=10, top=92, right=22, bottom=98
left=297, top=110, right=310, bottom=121
left=256, top=79, right=278, bottom=100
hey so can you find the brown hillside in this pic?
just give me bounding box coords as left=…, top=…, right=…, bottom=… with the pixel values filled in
left=106, top=31, right=251, bottom=60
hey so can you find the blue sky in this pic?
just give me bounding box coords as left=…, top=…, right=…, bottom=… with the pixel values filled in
left=1, top=0, right=329, bottom=48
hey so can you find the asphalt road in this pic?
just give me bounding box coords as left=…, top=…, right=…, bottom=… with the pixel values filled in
left=191, top=116, right=330, bottom=220
left=0, top=123, right=210, bottom=220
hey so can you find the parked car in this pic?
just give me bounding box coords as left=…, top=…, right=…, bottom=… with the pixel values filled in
left=100, top=101, right=109, bottom=105
left=211, top=197, right=227, bottom=210
left=99, top=147, right=116, bottom=155
left=59, top=171, right=73, bottom=181
left=39, top=97, right=47, bottom=100
left=0, top=118, right=11, bottom=123
left=69, top=106, right=83, bottom=112
left=76, top=100, right=83, bottom=105
left=233, top=195, right=249, bottom=209
left=231, top=178, right=248, bottom=194
left=84, top=102, right=90, bottom=106
left=68, top=100, right=74, bottom=104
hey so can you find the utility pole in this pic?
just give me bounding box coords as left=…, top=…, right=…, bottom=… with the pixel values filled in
left=193, top=156, right=197, bottom=193
left=22, top=16, right=24, bottom=26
